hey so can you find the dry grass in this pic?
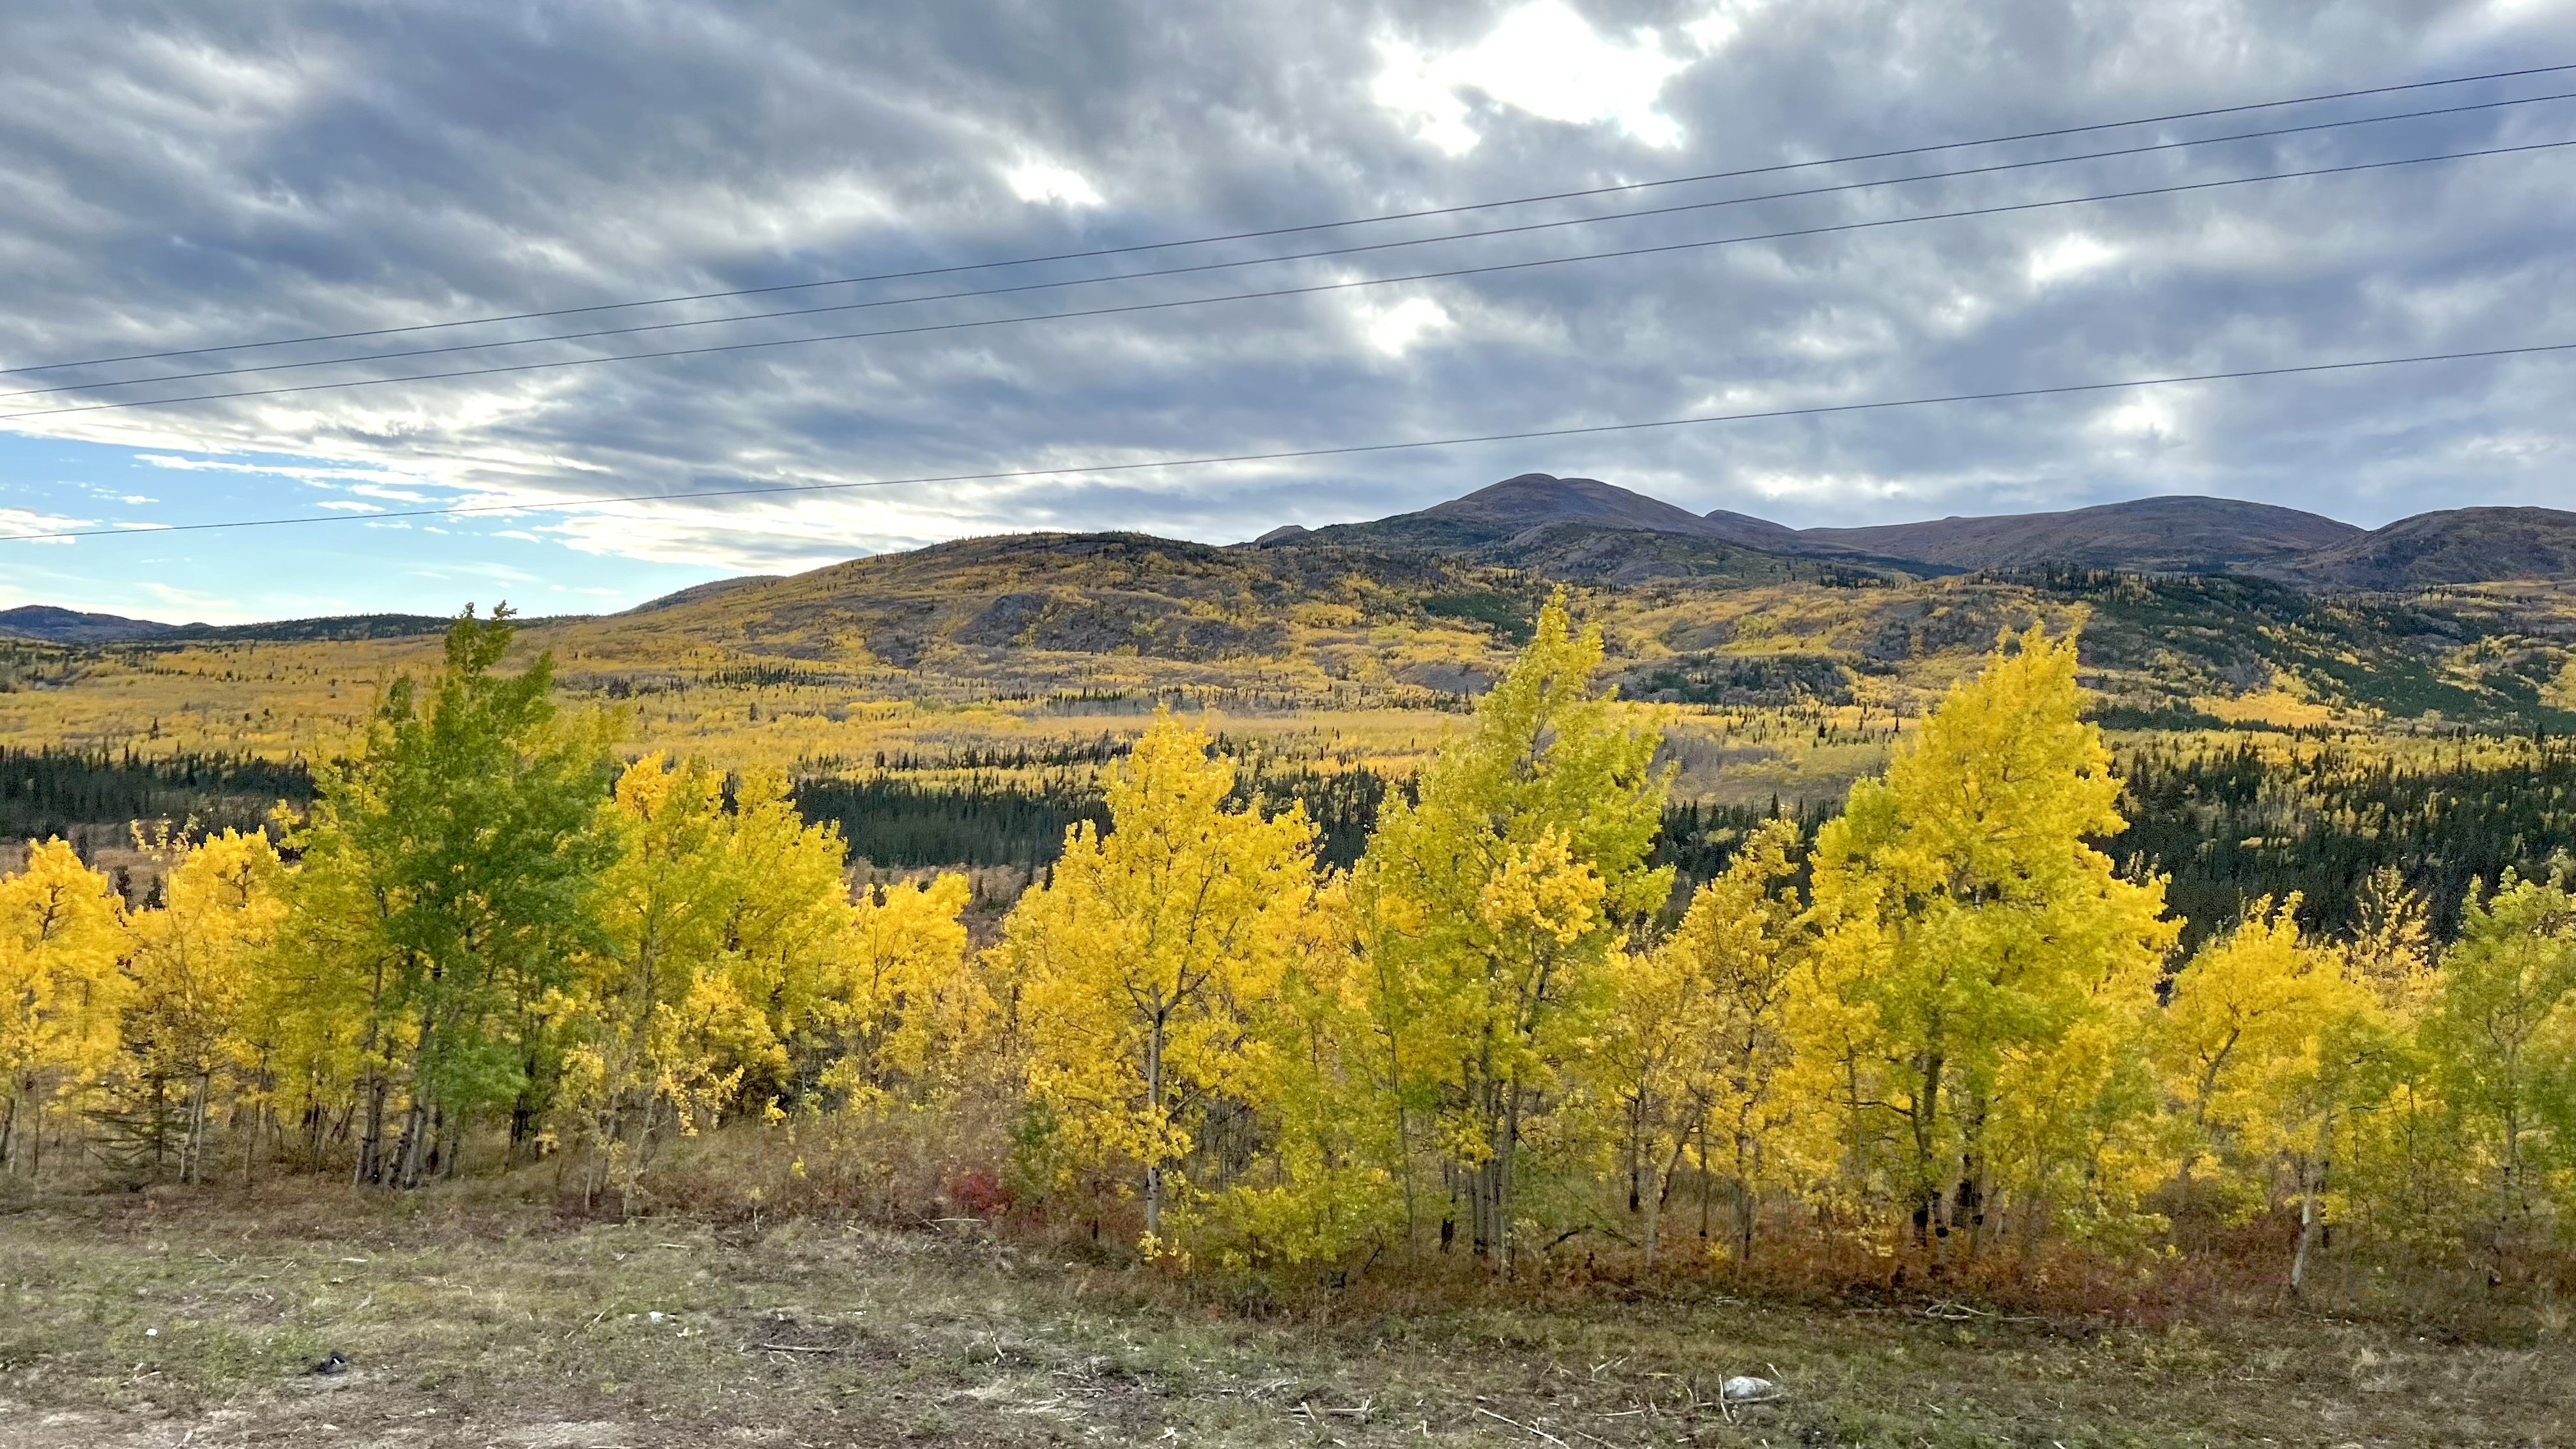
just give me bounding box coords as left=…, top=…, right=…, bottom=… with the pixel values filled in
left=3, top=1181, right=2570, bottom=1448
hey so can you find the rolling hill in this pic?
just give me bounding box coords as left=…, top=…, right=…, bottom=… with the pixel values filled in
left=0, top=605, right=180, bottom=643
left=1269, top=474, right=2575, bottom=587
left=1784, top=495, right=2365, bottom=573
left=2270, top=507, right=2576, bottom=591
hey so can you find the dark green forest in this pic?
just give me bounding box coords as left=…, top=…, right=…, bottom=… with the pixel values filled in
left=8, top=737, right=2571, bottom=945
left=0, top=746, right=312, bottom=843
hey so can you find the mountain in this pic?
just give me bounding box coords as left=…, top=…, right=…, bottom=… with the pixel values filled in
left=0, top=604, right=180, bottom=643
left=1769, top=496, right=2364, bottom=574
left=1287, top=477, right=2572, bottom=588
left=569, top=531, right=1505, bottom=674
left=1295, top=473, right=1738, bottom=551
left=160, top=614, right=463, bottom=642
left=625, top=576, right=784, bottom=613
left=2273, top=507, right=2576, bottom=591
left=1272, top=474, right=1907, bottom=585
left=1698, top=508, right=1828, bottom=553
left=1, top=608, right=568, bottom=645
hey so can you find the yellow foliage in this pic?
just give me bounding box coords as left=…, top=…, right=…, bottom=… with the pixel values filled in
left=1595, top=816, right=1805, bottom=1265
left=116, top=830, right=289, bottom=1179
left=0, top=839, right=132, bottom=1169
left=995, top=709, right=1325, bottom=1243
left=1800, top=625, right=2178, bottom=1259
left=823, top=871, right=985, bottom=1106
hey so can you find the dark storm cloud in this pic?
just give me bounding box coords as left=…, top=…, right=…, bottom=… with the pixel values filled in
left=2, top=0, right=2571, bottom=574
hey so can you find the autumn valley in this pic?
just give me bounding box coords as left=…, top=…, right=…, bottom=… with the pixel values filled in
left=0, top=476, right=2573, bottom=1446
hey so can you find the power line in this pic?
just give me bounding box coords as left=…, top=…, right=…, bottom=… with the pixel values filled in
left=7, top=135, right=2566, bottom=424
left=8, top=60, right=2570, bottom=378
left=12, top=339, right=2568, bottom=544
left=15, top=88, right=2568, bottom=401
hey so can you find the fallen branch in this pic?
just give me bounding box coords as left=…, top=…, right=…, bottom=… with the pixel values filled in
left=1476, top=1406, right=1569, bottom=1447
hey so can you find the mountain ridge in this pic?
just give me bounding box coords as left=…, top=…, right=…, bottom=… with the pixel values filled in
left=13, top=475, right=2575, bottom=640
left=1269, top=474, right=2573, bottom=588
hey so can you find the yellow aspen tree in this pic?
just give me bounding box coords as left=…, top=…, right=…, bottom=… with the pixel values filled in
left=0, top=839, right=132, bottom=1176
left=118, top=829, right=289, bottom=1183
left=1184, top=873, right=1399, bottom=1269
left=569, top=757, right=857, bottom=1203
left=2158, top=897, right=2391, bottom=1292
left=1353, top=594, right=1667, bottom=1274
left=1801, top=626, right=2175, bottom=1271
left=1594, top=817, right=1805, bottom=1267
left=2338, top=868, right=2450, bottom=1253
left=569, top=754, right=732, bottom=1199
left=2348, top=866, right=2437, bottom=1017
left=822, top=871, right=983, bottom=1110
left=994, top=710, right=1322, bottom=1251
left=711, top=767, right=859, bottom=1105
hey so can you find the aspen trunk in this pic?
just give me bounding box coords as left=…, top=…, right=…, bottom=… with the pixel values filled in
left=2290, top=1162, right=2320, bottom=1298
left=1143, top=1007, right=1166, bottom=1240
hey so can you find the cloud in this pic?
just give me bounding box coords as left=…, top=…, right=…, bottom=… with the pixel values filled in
left=1356, top=294, right=1455, bottom=356
left=1004, top=160, right=1105, bottom=207
left=0, top=506, right=93, bottom=542
left=138, top=581, right=244, bottom=620
left=1372, top=3, right=1702, bottom=154
left=0, top=0, right=2570, bottom=622
left=2026, top=234, right=2119, bottom=287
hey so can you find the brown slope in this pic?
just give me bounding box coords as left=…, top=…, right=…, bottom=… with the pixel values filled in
left=0, top=604, right=182, bottom=643
left=1786, top=496, right=2362, bottom=573
left=1302, top=473, right=1735, bottom=550
left=2268, top=506, right=2576, bottom=590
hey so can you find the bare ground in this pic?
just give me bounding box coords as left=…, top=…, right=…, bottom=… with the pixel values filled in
left=1, top=1186, right=2569, bottom=1448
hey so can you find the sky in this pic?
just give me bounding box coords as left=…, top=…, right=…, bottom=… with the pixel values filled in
left=2, top=0, right=2572, bottom=623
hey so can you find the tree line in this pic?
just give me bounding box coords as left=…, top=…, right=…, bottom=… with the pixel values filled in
left=0, top=746, right=312, bottom=843
left=4, top=602, right=2575, bottom=1303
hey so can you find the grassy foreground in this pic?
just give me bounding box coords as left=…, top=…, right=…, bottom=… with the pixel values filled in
left=1, top=1188, right=2568, bottom=1448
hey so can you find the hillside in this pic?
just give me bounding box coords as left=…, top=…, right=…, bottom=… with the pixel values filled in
left=2273, top=506, right=2576, bottom=590
left=1788, top=495, right=2364, bottom=573
left=1282, top=475, right=1912, bottom=585
left=1298, top=473, right=1735, bottom=550
left=6, top=475, right=2575, bottom=794
left=0, top=604, right=180, bottom=643
left=560, top=529, right=1533, bottom=697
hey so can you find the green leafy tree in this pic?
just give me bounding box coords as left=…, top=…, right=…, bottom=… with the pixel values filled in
left=291, top=607, right=619, bottom=1186
left=2421, top=873, right=2576, bottom=1276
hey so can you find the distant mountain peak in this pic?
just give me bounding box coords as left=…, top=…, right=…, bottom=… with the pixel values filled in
left=1416, top=473, right=1726, bottom=537
left=0, top=604, right=183, bottom=643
